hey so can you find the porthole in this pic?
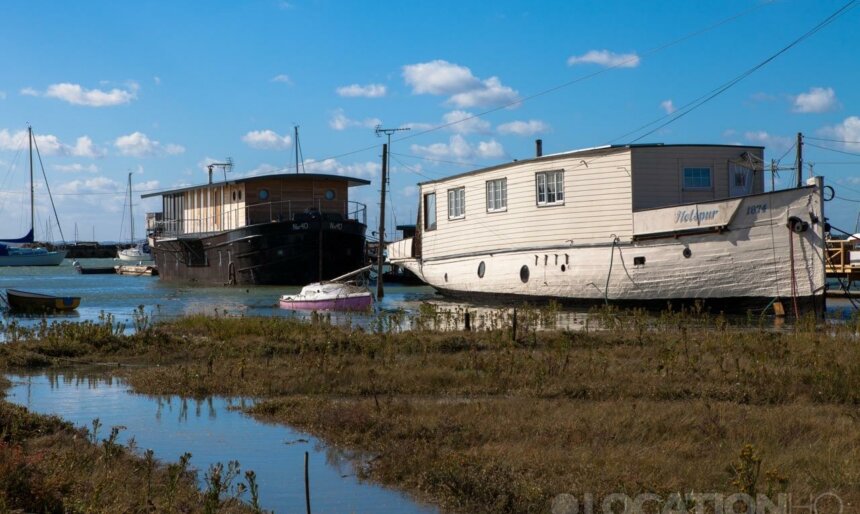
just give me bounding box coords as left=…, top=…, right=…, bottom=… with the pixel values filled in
left=520, top=265, right=530, bottom=283
left=477, top=261, right=486, bottom=278
left=683, top=248, right=692, bottom=259
left=561, top=264, right=566, bottom=272
left=259, top=189, right=269, bottom=200
left=324, top=189, right=336, bottom=201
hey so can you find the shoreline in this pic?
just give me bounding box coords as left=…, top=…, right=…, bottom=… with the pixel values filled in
left=1, top=309, right=858, bottom=512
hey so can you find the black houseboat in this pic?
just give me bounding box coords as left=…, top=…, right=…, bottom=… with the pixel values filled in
left=142, top=173, right=369, bottom=285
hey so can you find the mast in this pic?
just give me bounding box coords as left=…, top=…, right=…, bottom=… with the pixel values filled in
left=29, top=126, right=34, bottom=236
left=294, top=126, right=300, bottom=174
left=128, top=172, right=134, bottom=244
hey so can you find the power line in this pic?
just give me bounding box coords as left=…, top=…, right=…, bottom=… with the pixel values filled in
left=805, top=136, right=860, bottom=144
left=391, top=1, right=774, bottom=145
left=615, top=0, right=857, bottom=144
left=806, top=141, right=860, bottom=158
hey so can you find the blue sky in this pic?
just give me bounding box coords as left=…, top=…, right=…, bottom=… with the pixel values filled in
left=1, top=0, right=858, bottom=242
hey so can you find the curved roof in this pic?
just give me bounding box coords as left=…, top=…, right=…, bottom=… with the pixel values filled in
left=142, top=173, right=370, bottom=198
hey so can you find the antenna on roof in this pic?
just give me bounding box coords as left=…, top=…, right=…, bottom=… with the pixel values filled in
left=207, top=158, right=233, bottom=184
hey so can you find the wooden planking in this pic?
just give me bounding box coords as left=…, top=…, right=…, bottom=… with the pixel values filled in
left=420, top=149, right=633, bottom=258
left=630, top=146, right=765, bottom=210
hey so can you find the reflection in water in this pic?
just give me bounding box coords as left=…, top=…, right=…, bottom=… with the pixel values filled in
left=4, top=371, right=436, bottom=514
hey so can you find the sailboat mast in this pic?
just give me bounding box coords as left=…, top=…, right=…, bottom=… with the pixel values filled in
left=128, top=172, right=134, bottom=244
left=29, top=126, right=34, bottom=237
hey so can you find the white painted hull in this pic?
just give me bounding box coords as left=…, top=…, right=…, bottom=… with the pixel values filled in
left=117, top=249, right=154, bottom=262
left=391, top=185, right=826, bottom=312
left=0, top=250, right=66, bottom=267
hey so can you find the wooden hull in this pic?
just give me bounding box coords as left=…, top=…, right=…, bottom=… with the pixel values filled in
left=151, top=219, right=366, bottom=286
left=392, top=185, right=827, bottom=316
left=6, top=289, right=80, bottom=313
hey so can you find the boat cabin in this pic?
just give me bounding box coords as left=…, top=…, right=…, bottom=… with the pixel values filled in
left=142, top=174, right=369, bottom=237
left=391, top=143, right=766, bottom=260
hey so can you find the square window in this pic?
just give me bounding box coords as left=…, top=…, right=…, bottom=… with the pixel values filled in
left=683, top=167, right=712, bottom=190
left=536, top=171, right=564, bottom=206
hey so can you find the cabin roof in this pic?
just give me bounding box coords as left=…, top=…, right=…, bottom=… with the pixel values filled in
left=141, top=173, right=371, bottom=198
left=416, top=143, right=765, bottom=186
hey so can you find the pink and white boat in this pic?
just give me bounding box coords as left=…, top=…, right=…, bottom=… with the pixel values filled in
left=278, top=265, right=374, bottom=311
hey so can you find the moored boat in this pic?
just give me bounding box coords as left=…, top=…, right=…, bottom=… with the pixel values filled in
left=279, top=264, right=373, bottom=311
left=279, top=282, right=373, bottom=311
left=73, top=261, right=116, bottom=274
left=143, top=171, right=368, bottom=286
left=0, top=126, right=67, bottom=266
left=6, top=289, right=80, bottom=313
left=388, top=140, right=828, bottom=316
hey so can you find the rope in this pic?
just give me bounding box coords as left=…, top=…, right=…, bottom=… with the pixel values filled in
left=604, top=235, right=620, bottom=305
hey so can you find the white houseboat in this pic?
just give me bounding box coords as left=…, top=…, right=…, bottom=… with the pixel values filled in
left=387, top=142, right=827, bottom=315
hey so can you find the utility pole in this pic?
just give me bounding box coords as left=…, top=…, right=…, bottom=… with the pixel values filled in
left=373, top=125, right=410, bottom=300
left=376, top=143, right=388, bottom=299
left=770, top=159, right=777, bottom=192
left=295, top=125, right=300, bottom=174
left=796, top=132, right=803, bottom=188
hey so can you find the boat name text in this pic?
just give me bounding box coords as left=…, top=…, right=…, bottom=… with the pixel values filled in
left=675, top=208, right=719, bottom=224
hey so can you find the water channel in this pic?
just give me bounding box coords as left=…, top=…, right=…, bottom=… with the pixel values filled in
left=4, top=371, right=438, bottom=514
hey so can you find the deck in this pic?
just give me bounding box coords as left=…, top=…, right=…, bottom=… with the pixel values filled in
left=825, top=239, right=860, bottom=281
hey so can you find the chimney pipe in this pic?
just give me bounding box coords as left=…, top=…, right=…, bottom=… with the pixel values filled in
left=535, top=139, right=543, bottom=157
left=207, top=165, right=213, bottom=184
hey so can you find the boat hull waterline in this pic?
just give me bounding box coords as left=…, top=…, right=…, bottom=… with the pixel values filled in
left=390, top=184, right=826, bottom=314
left=6, top=289, right=81, bottom=313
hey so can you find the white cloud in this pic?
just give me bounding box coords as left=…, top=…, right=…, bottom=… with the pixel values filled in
left=442, top=111, right=491, bottom=134
left=410, top=134, right=504, bottom=161
left=567, top=50, right=640, bottom=68
left=329, top=108, right=381, bottom=131
left=304, top=158, right=379, bottom=179
left=336, top=83, right=387, bottom=98
left=448, top=77, right=519, bottom=109
left=39, top=82, right=138, bottom=107
left=660, top=99, right=676, bottom=114
left=271, top=74, right=293, bottom=84
left=497, top=120, right=549, bottom=136
left=241, top=129, right=292, bottom=150
left=114, top=132, right=185, bottom=157
left=819, top=116, right=860, bottom=151
left=743, top=131, right=792, bottom=151
left=0, top=129, right=105, bottom=158
left=70, top=136, right=106, bottom=158
left=402, top=59, right=520, bottom=108
left=403, top=60, right=479, bottom=95
left=52, top=163, right=99, bottom=173
left=791, top=87, right=837, bottom=113
left=20, top=87, right=38, bottom=96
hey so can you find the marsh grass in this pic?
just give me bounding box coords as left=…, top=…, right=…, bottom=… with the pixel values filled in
left=1, top=305, right=859, bottom=512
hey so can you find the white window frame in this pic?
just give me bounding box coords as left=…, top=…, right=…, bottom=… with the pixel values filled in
left=683, top=167, right=712, bottom=191
left=424, top=192, right=437, bottom=231
left=486, top=178, right=507, bottom=212
left=447, top=187, right=465, bottom=220
left=536, top=170, right=564, bottom=206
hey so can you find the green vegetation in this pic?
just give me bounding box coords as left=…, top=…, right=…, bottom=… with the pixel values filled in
left=1, top=306, right=859, bottom=513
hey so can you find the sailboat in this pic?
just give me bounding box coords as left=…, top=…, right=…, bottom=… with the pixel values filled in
left=0, top=126, right=67, bottom=266
left=117, top=172, right=153, bottom=262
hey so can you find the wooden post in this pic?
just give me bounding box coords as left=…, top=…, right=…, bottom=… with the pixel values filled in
left=511, top=308, right=518, bottom=341
left=304, top=451, right=311, bottom=514
left=464, top=311, right=471, bottom=331
left=376, top=143, right=388, bottom=300
left=796, top=132, right=803, bottom=188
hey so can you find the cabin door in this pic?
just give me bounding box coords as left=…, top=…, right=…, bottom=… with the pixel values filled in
left=728, top=162, right=753, bottom=197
